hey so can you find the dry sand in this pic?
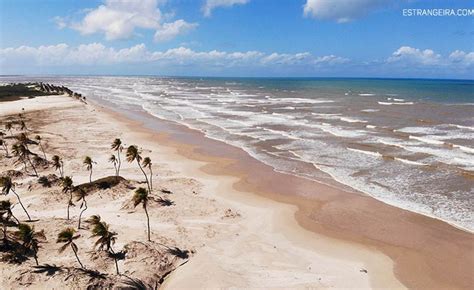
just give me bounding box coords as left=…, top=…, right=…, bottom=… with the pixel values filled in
left=0, top=94, right=470, bottom=289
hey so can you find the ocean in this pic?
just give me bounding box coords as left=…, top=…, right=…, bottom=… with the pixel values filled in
left=2, top=76, right=473, bottom=231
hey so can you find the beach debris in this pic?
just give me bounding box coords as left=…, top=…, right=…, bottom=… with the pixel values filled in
left=222, top=208, right=241, bottom=219
left=360, top=268, right=368, bottom=273
left=160, top=189, right=173, bottom=194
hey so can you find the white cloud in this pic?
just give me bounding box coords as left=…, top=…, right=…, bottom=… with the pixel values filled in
left=154, top=20, right=198, bottom=42
left=0, top=43, right=348, bottom=70
left=303, top=0, right=391, bottom=23
left=202, top=0, right=249, bottom=17
left=449, top=50, right=474, bottom=65
left=60, top=0, right=195, bottom=42
left=386, top=46, right=474, bottom=69
left=387, top=46, right=441, bottom=65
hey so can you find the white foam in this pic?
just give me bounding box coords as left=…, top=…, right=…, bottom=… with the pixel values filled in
left=394, top=157, right=427, bottom=166
left=366, top=125, right=376, bottom=129
left=267, top=97, right=335, bottom=104
left=361, top=109, right=379, bottom=112
left=359, top=93, right=375, bottom=96
left=449, top=124, right=474, bottom=131
left=347, top=147, right=382, bottom=158
left=339, top=117, right=367, bottom=123
left=452, top=144, right=474, bottom=154
left=409, top=135, right=445, bottom=145
left=378, top=101, right=414, bottom=105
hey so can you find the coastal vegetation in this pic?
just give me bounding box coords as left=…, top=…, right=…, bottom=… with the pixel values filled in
left=0, top=86, right=188, bottom=287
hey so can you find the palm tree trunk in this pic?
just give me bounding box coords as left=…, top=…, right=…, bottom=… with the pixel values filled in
left=26, top=155, right=38, bottom=177
left=89, top=169, right=92, bottom=183
left=144, top=205, right=151, bottom=242
left=67, top=191, right=72, bottom=220
left=113, top=162, right=118, bottom=178
left=149, top=167, right=153, bottom=190
left=11, top=189, right=31, bottom=221
left=117, top=150, right=121, bottom=177
left=60, top=162, right=64, bottom=178
left=21, top=158, right=28, bottom=173
left=110, top=246, right=120, bottom=275
left=77, top=198, right=87, bottom=229
left=39, top=142, right=47, bottom=160
left=71, top=244, right=84, bottom=269
left=137, top=160, right=151, bottom=194
left=10, top=212, right=20, bottom=225
left=33, top=250, right=39, bottom=266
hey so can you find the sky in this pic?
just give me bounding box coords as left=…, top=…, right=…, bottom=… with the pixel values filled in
left=0, top=0, right=473, bottom=78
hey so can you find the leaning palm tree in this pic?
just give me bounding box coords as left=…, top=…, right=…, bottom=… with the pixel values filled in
left=0, top=200, right=20, bottom=225
left=5, top=122, right=13, bottom=137
left=142, top=157, right=153, bottom=190
left=0, top=139, right=8, bottom=157
left=52, top=155, right=64, bottom=178
left=91, top=220, right=120, bottom=274
left=109, top=154, right=118, bottom=178
left=14, top=224, right=46, bottom=266
left=83, top=156, right=94, bottom=183
left=62, top=176, right=74, bottom=220
left=18, top=143, right=38, bottom=177
left=85, top=214, right=101, bottom=226
left=0, top=176, right=31, bottom=221
left=126, top=145, right=151, bottom=193
left=75, top=188, right=88, bottom=230
left=132, top=187, right=151, bottom=242
left=19, top=120, right=28, bottom=134
left=111, top=139, right=123, bottom=177
left=11, top=143, right=28, bottom=173
left=56, top=228, right=84, bottom=269
left=34, top=135, right=47, bottom=160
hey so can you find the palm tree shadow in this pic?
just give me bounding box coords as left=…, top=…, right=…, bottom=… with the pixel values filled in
left=166, top=247, right=189, bottom=259
left=120, top=275, right=159, bottom=290
left=110, top=250, right=126, bottom=260
left=155, top=198, right=174, bottom=207
left=32, top=264, right=63, bottom=276
left=64, top=268, right=107, bottom=283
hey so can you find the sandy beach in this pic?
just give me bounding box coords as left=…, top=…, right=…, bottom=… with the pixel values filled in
left=0, top=94, right=472, bottom=289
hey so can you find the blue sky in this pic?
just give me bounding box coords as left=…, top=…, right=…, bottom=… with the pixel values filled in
left=0, top=0, right=473, bottom=78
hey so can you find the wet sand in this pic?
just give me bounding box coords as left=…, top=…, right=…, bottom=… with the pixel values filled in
left=88, top=95, right=474, bottom=289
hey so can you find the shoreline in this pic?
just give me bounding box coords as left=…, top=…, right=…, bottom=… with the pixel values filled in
left=87, top=95, right=474, bottom=289
left=1, top=94, right=402, bottom=288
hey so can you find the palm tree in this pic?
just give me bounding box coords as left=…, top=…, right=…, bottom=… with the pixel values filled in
left=0, top=200, right=20, bottom=225
left=132, top=187, right=151, bottom=242
left=34, top=135, right=47, bottom=160
left=142, top=157, right=153, bottom=190
left=11, top=143, right=28, bottom=173
left=19, top=120, right=28, bottom=134
left=0, top=139, right=8, bottom=157
left=14, top=224, right=46, bottom=266
left=91, top=220, right=120, bottom=274
left=109, top=155, right=118, bottom=178
left=52, top=155, right=64, bottom=178
left=0, top=200, right=17, bottom=247
left=126, top=145, right=151, bottom=194
left=0, top=176, right=32, bottom=221
left=62, top=176, right=74, bottom=220
left=75, top=188, right=88, bottom=229
left=18, top=143, right=38, bottom=177
left=86, top=214, right=101, bottom=226
left=5, top=122, right=13, bottom=137
left=83, top=156, right=94, bottom=183
left=111, top=139, right=123, bottom=177
left=56, top=228, right=84, bottom=269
